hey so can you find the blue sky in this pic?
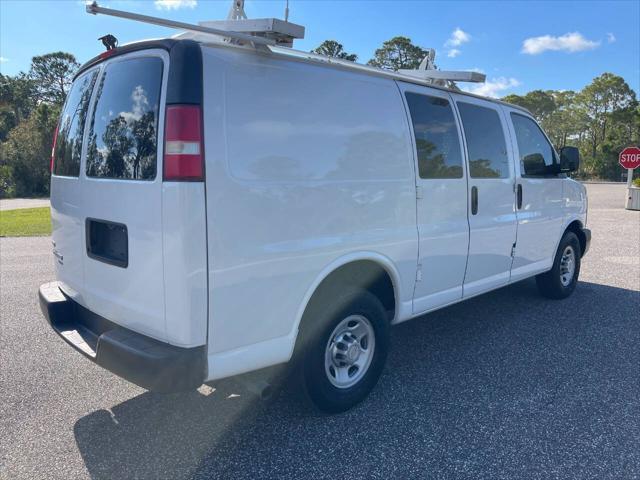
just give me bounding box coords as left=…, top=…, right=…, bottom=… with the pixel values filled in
left=1, top=0, right=638, bottom=98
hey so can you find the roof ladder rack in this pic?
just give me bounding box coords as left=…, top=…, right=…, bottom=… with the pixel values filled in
left=86, top=1, right=277, bottom=46
left=399, top=49, right=486, bottom=86
left=86, top=1, right=484, bottom=89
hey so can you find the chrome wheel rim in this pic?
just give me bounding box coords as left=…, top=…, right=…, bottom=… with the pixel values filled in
left=560, top=245, right=576, bottom=287
left=324, top=315, right=375, bottom=389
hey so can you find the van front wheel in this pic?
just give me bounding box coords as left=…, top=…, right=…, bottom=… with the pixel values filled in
left=536, top=231, right=581, bottom=299
left=301, top=288, right=389, bottom=413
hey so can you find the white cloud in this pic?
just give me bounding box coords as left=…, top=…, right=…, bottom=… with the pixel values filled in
left=444, top=28, right=471, bottom=59
left=445, top=28, right=471, bottom=47
left=119, top=85, right=149, bottom=122
left=521, top=32, right=600, bottom=55
left=607, top=32, right=616, bottom=43
left=463, top=77, right=521, bottom=98
left=154, top=0, right=197, bottom=10
left=0, top=57, right=8, bottom=63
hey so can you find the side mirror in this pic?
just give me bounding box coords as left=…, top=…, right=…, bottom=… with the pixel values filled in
left=560, top=146, right=580, bottom=173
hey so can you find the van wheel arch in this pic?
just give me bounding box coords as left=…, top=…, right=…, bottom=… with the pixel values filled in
left=565, top=220, right=587, bottom=257
left=293, top=260, right=396, bottom=360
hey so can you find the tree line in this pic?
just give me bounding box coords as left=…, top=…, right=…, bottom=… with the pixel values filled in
left=315, top=37, right=640, bottom=181
left=503, top=76, right=639, bottom=180
left=1, top=52, right=79, bottom=197
left=1, top=38, right=638, bottom=198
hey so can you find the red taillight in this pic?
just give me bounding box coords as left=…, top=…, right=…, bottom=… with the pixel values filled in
left=50, top=124, right=59, bottom=173
left=163, top=105, right=204, bottom=181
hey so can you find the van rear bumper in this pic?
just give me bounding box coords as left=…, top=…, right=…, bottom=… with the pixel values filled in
left=39, top=282, right=206, bottom=393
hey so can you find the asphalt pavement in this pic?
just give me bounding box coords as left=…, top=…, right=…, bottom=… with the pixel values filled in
left=0, top=198, right=50, bottom=211
left=1, top=183, right=639, bottom=479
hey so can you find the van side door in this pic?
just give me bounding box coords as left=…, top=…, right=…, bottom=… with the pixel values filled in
left=451, top=94, right=518, bottom=297
left=504, top=107, right=564, bottom=280
left=399, top=84, right=470, bottom=313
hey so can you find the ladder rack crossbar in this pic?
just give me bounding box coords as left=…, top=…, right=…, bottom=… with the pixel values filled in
left=86, top=2, right=276, bottom=46
left=86, top=1, right=486, bottom=90
left=267, top=46, right=485, bottom=87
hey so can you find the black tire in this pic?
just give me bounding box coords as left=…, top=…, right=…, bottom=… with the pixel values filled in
left=536, top=231, right=581, bottom=299
left=299, top=287, right=390, bottom=414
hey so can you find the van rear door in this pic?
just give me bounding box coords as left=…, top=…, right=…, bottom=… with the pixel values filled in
left=79, top=51, right=168, bottom=341
left=51, top=69, right=100, bottom=298
left=51, top=49, right=175, bottom=344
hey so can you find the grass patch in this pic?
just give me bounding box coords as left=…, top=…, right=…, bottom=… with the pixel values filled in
left=0, top=207, right=52, bottom=237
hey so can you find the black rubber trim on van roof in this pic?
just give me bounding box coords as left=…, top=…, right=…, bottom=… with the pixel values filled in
left=75, top=39, right=202, bottom=105
left=75, top=39, right=177, bottom=79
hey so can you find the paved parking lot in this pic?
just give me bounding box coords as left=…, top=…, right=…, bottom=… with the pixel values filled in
left=0, top=198, right=50, bottom=211
left=1, top=183, right=639, bottom=479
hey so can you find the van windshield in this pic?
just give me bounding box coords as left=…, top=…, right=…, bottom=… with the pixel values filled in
left=86, top=57, right=163, bottom=180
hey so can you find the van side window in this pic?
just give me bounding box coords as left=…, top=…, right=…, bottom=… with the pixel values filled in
left=510, top=113, right=555, bottom=176
left=86, top=57, right=163, bottom=180
left=457, top=102, right=510, bottom=178
left=53, top=71, right=98, bottom=177
left=405, top=93, right=463, bottom=179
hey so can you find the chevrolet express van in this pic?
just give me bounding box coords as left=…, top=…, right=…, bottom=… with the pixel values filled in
left=39, top=38, right=590, bottom=413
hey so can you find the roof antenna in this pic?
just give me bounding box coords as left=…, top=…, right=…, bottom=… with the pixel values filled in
left=284, top=0, right=289, bottom=22
left=98, top=34, right=118, bottom=51
left=227, top=0, right=247, bottom=20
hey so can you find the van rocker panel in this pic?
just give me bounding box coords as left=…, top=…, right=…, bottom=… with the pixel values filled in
left=39, top=282, right=206, bottom=393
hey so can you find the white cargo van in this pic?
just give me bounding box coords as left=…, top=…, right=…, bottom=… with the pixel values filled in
left=39, top=35, right=590, bottom=413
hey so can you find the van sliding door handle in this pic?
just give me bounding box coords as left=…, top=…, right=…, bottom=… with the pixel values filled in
left=517, top=184, right=523, bottom=209
left=471, top=186, right=478, bottom=215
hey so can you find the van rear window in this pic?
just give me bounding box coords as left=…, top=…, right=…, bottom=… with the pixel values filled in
left=53, top=71, right=98, bottom=177
left=86, top=57, right=163, bottom=180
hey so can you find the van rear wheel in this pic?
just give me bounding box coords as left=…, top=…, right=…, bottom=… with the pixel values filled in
left=536, top=231, right=581, bottom=299
left=300, top=288, right=389, bottom=413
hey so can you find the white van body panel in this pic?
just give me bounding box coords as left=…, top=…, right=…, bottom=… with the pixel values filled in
left=161, top=182, right=208, bottom=347
left=557, top=178, right=588, bottom=256
left=201, top=46, right=418, bottom=379
left=51, top=176, right=85, bottom=300
left=207, top=251, right=408, bottom=380
left=563, top=178, right=588, bottom=226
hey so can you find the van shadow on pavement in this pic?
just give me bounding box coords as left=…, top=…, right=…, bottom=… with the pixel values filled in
left=74, top=279, right=640, bottom=479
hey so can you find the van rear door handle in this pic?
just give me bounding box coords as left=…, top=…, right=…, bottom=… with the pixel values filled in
left=517, top=184, right=523, bottom=209
left=471, top=186, right=478, bottom=215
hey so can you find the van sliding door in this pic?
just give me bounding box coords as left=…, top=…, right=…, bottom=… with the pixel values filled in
left=452, top=94, right=518, bottom=298
left=399, top=84, right=470, bottom=314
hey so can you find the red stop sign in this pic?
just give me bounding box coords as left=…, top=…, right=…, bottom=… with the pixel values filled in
left=619, top=146, right=640, bottom=169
